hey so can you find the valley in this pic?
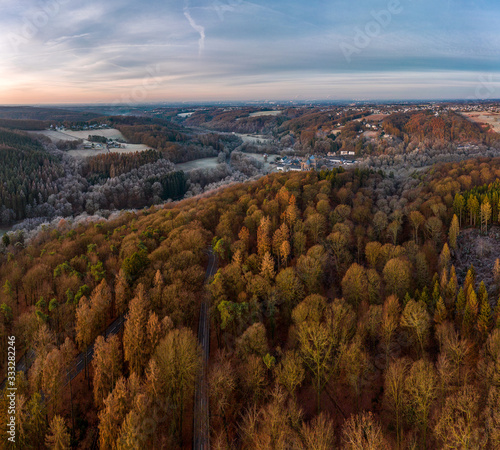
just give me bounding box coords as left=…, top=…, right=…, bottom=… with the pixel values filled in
left=1, top=102, right=500, bottom=448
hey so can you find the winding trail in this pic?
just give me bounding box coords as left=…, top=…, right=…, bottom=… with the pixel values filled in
left=193, top=249, right=218, bottom=450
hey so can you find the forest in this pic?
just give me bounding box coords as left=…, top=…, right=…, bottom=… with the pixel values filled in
left=178, top=106, right=371, bottom=138
left=0, top=119, right=49, bottom=131
left=1, top=156, right=500, bottom=448
left=82, top=150, right=165, bottom=181
left=175, top=106, right=500, bottom=166
left=381, top=111, right=496, bottom=145
left=0, top=130, right=65, bottom=224
left=3, top=105, right=500, bottom=238
left=181, top=107, right=285, bottom=135
left=105, top=116, right=236, bottom=164
left=0, top=129, right=189, bottom=226
left=0, top=116, right=250, bottom=227
left=0, top=107, right=100, bottom=124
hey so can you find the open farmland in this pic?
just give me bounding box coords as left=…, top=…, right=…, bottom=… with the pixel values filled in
left=30, top=129, right=81, bottom=141
left=233, top=132, right=272, bottom=144
left=248, top=110, right=282, bottom=117
left=30, top=128, right=152, bottom=156
left=175, top=157, right=219, bottom=171
left=364, top=113, right=390, bottom=122
left=62, top=128, right=127, bottom=140
left=363, top=130, right=379, bottom=138
left=462, top=111, right=500, bottom=133
left=67, top=144, right=152, bottom=157
left=31, top=128, right=127, bottom=142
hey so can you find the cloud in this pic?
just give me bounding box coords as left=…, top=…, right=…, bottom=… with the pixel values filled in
left=0, top=0, right=499, bottom=103
left=183, top=7, right=206, bottom=56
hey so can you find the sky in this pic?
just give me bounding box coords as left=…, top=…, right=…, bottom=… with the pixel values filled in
left=0, top=0, right=500, bottom=104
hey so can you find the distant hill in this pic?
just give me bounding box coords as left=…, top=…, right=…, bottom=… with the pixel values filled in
left=0, top=106, right=101, bottom=122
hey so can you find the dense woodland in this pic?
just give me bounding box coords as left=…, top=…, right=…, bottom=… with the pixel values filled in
left=0, top=128, right=189, bottom=225
left=1, top=157, right=500, bottom=448
left=180, top=106, right=500, bottom=179
left=0, top=119, right=49, bottom=131
left=182, top=107, right=285, bottom=135
left=0, top=107, right=100, bottom=124
left=4, top=106, right=500, bottom=228
left=0, top=127, right=239, bottom=226
left=81, top=150, right=165, bottom=181
left=107, top=116, right=236, bottom=164
left=0, top=130, right=65, bottom=223
left=320, top=110, right=500, bottom=158
left=178, top=106, right=500, bottom=163
left=179, top=106, right=370, bottom=138
left=381, top=111, right=498, bottom=146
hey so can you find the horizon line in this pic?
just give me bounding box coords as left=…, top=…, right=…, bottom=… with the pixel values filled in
left=1, top=99, right=500, bottom=108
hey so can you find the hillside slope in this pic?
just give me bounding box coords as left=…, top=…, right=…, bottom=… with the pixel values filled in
left=1, top=160, right=500, bottom=448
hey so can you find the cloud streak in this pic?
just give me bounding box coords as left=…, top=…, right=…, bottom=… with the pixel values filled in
left=184, top=7, right=206, bottom=56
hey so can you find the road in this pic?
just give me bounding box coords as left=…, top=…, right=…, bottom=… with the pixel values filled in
left=2, top=250, right=217, bottom=447
left=65, top=315, right=125, bottom=384
left=1, top=315, right=125, bottom=391
left=193, top=249, right=218, bottom=450
left=0, top=348, right=36, bottom=391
